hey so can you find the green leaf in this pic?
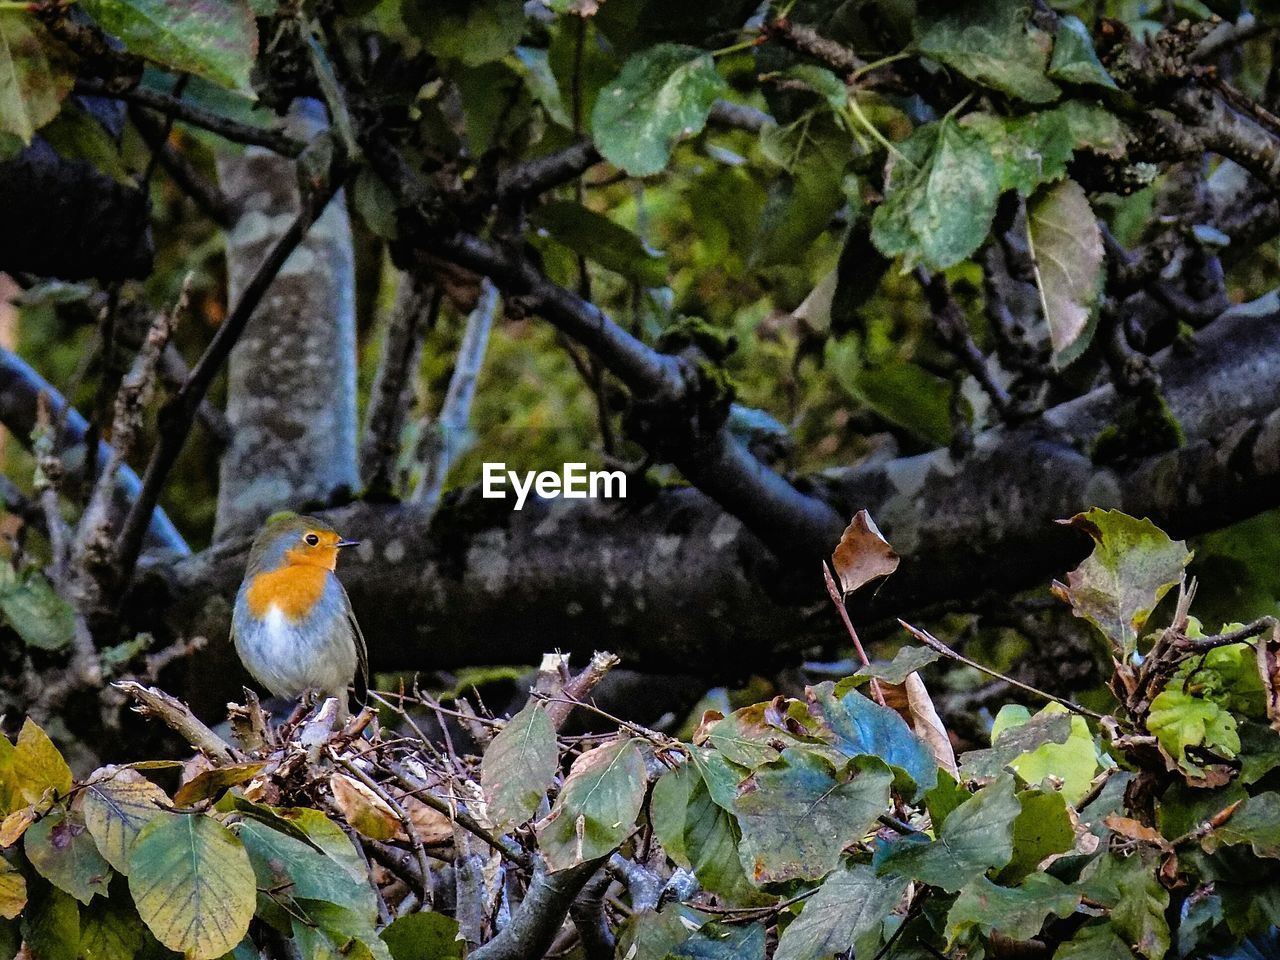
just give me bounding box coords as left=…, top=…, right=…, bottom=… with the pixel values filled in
left=830, top=345, right=954, bottom=448
left=999, top=789, right=1076, bottom=882
left=38, top=102, right=133, bottom=184
left=773, top=864, right=907, bottom=960
left=702, top=703, right=793, bottom=770
left=25, top=807, right=112, bottom=905
left=535, top=738, right=647, bottom=871
left=21, top=882, right=79, bottom=960
left=615, top=904, right=706, bottom=960
left=960, top=108, right=1073, bottom=196
left=0, top=12, right=76, bottom=143
left=915, top=0, right=1059, bottom=103
left=855, top=646, right=941, bottom=685
left=1049, top=16, right=1117, bottom=90
left=239, top=818, right=377, bottom=919
left=945, top=873, right=1080, bottom=945
left=1149, top=688, right=1240, bottom=775
left=682, top=771, right=767, bottom=906
left=379, top=912, right=463, bottom=960
left=1055, top=922, right=1134, bottom=960
left=79, top=896, right=148, bottom=960
left=1055, top=508, right=1192, bottom=655
left=651, top=761, right=696, bottom=867
left=352, top=167, right=399, bottom=240
left=986, top=704, right=1098, bottom=804
left=482, top=702, right=559, bottom=832
left=670, top=921, right=764, bottom=959
left=514, top=46, right=571, bottom=128
left=532, top=200, right=669, bottom=286
left=878, top=776, right=1021, bottom=891
left=14, top=718, right=72, bottom=804
left=870, top=118, right=1000, bottom=271
left=79, top=0, right=257, bottom=92
left=128, top=812, right=256, bottom=959
left=1059, top=101, right=1129, bottom=158
left=0, top=564, right=76, bottom=651
left=0, top=858, right=26, bottom=919
left=402, top=0, right=525, bottom=66
left=82, top=768, right=170, bottom=875
left=591, top=43, right=728, bottom=177
left=807, top=681, right=937, bottom=800
left=1025, top=177, right=1103, bottom=367
left=1084, top=852, right=1169, bottom=960
left=733, top=750, right=892, bottom=884
left=959, top=708, right=1072, bottom=779
left=274, top=806, right=367, bottom=880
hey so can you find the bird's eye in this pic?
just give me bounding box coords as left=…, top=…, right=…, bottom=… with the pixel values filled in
left=304, top=533, right=320, bottom=546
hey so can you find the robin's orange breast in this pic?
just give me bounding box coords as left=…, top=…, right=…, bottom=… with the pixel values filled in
left=244, top=565, right=329, bottom=621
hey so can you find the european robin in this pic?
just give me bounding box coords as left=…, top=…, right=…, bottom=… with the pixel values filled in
left=231, top=514, right=368, bottom=716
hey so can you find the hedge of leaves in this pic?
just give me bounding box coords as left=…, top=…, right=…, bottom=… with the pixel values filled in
left=0, top=509, right=1275, bottom=959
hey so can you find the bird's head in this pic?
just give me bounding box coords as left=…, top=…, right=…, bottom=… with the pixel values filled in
left=247, top=513, right=360, bottom=575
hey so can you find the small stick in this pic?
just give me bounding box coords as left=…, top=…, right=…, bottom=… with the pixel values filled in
left=823, top=562, right=885, bottom=706
left=899, top=621, right=1110, bottom=723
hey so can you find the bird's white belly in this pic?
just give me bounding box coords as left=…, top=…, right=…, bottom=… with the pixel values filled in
left=238, top=605, right=352, bottom=699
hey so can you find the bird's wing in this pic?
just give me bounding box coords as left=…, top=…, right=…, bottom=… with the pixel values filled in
left=341, top=582, right=369, bottom=706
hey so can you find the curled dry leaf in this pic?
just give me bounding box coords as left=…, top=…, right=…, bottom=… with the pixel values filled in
left=832, top=510, right=900, bottom=597
left=329, top=773, right=399, bottom=842
left=903, top=673, right=958, bottom=779
left=1256, top=621, right=1280, bottom=733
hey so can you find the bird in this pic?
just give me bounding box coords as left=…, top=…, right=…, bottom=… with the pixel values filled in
left=231, top=513, right=368, bottom=718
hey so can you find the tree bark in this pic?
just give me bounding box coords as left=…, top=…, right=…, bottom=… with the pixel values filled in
left=140, top=297, right=1280, bottom=685
left=213, top=100, right=358, bottom=539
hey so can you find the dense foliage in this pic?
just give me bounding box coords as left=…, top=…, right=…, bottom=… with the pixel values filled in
left=3, top=0, right=1280, bottom=958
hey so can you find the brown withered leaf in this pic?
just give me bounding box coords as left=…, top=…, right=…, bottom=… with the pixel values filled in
left=831, top=510, right=899, bottom=596
left=1104, top=815, right=1169, bottom=849
left=0, top=807, right=35, bottom=848
left=330, top=773, right=400, bottom=842
left=692, top=710, right=724, bottom=746
left=173, top=761, right=267, bottom=807
left=903, top=673, right=958, bottom=779
left=1257, top=621, right=1280, bottom=733
left=402, top=795, right=453, bottom=845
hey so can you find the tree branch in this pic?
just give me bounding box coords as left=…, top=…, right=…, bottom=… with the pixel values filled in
left=76, top=78, right=307, bottom=157
left=470, top=858, right=604, bottom=960
left=0, top=349, right=188, bottom=554
left=116, top=161, right=348, bottom=583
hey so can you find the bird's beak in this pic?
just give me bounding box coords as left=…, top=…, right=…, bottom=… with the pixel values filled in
left=336, top=538, right=361, bottom=548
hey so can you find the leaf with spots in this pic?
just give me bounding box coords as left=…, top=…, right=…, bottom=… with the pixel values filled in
left=773, top=864, right=907, bottom=960
left=127, top=812, right=255, bottom=959
left=25, top=807, right=112, bottom=905
left=535, top=738, right=647, bottom=871
left=591, top=43, right=728, bottom=177
left=0, top=11, right=76, bottom=144
left=1053, top=508, right=1191, bottom=655
left=79, top=0, right=257, bottom=92
left=733, top=750, right=892, bottom=884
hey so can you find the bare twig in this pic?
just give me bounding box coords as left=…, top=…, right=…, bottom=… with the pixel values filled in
left=360, top=274, right=440, bottom=497
left=128, top=106, right=238, bottom=227
left=76, top=78, right=307, bottom=157
left=899, top=621, right=1110, bottom=723
left=115, top=680, right=241, bottom=760
left=823, top=561, right=884, bottom=705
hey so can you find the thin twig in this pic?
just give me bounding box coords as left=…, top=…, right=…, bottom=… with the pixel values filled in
left=823, top=561, right=885, bottom=705
left=899, top=621, right=1110, bottom=722
left=1176, top=616, right=1277, bottom=651
left=76, top=78, right=306, bottom=157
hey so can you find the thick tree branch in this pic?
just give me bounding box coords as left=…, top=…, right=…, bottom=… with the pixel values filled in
left=470, top=858, right=604, bottom=960
left=146, top=296, right=1280, bottom=680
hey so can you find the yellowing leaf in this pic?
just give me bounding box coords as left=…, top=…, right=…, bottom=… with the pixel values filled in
left=0, top=12, right=76, bottom=143
left=128, top=812, right=255, bottom=959
left=81, top=768, right=170, bottom=875
left=14, top=718, right=72, bottom=804
left=0, top=857, right=26, bottom=919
